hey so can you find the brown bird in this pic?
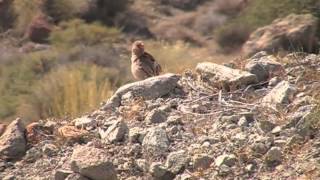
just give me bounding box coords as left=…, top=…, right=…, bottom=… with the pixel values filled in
left=131, top=40, right=162, bottom=80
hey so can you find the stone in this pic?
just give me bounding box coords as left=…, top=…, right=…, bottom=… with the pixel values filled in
left=245, top=53, right=284, bottom=82
left=192, top=153, right=213, bottom=170
left=265, top=146, right=282, bottom=166
left=100, top=120, right=128, bottom=143
left=136, top=159, right=149, bottom=172
left=65, top=173, right=90, bottom=180
left=165, top=150, right=190, bottom=174
left=103, top=74, right=180, bottom=110
left=243, top=14, right=318, bottom=56
left=166, top=116, right=183, bottom=126
left=237, top=116, right=248, bottom=127
left=251, top=143, right=269, bottom=156
left=74, top=117, right=96, bottom=129
left=245, top=164, right=255, bottom=173
left=25, top=14, right=53, bottom=43
left=0, top=118, right=26, bottom=160
left=262, top=81, right=296, bottom=108
left=150, top=162, right=175, bottom=180
left=215, top=154, right=237, bottom=167
left=269, top=77, right=281, bottom=87
left=42, top=143, right=58, bottom=157
left=70, top=146, right=117, bottom=180
left=146, top=109, right=168, bottom=124
left=258, top=120, right=276, bottom=133
left=196, top=62, right=257, bottom=90
left=142, top=128, right=169, bottom=156
left=129, top=127, right=145, bottom=143
left=54, top=169, right=73, bottom=180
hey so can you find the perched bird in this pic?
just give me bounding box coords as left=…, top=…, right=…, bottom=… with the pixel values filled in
left=131, top=40, right=162, bottom=80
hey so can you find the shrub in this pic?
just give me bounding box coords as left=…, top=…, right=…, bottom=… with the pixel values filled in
left=50, top=19, right=121, bottom=48
left=159, top=0, right=207, bottom=10
left=43, top=0, right=79, bottom=23
left=0, top=0, right=15, bottom=32
left=20, top=63, right=116, bottom=120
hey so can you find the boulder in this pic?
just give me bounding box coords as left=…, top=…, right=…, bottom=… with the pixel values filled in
left=0, top=118, right=26, bottom=160
left=196, top=62, right=257, bottom=90
left=245, top=52, right=284, bottom=82
left=102, top=73, right=180, bottom=110
left=243, top=14, right=318, bottom=56
left=25, top=14, right=53, bottom=43
left=262, top=81, right=296, bottom=108
left=165, top=150, right=190, bottom=174
left=142, top=128, right=169, bottom=156
left=70, top=146, right=117, bottom=180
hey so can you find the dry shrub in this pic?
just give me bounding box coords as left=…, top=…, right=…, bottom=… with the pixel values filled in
left=0, top=0, right=15, bottom=32
left=213, top=0, right=248, bottom=16
left=193, top=10, right=228, bottom=35
left=159, top=0, right=207, bottom=10
left=151, top=21, right=205, bottom=46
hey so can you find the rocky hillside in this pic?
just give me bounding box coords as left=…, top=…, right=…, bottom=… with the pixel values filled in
left=0, top=51, right=320, bottom=179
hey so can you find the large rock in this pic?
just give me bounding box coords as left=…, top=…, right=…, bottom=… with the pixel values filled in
left=70, top=146, right=117, bottom=180
left=245, top=52, right=284, bottom=82
left=99, top=120, right=128, bottom=143
left=165, top=150, right=190, bottom=174
left=196, top=62, right=257, bottom=90
left=243, top=14, right=318, bottom=56
left=262, top=81, right=296, bottom=108
left=102, top=73, right=180, bottom=110
left=142, top=128, right=169, bottom=156
left=0, top=118, right=26, bottom=160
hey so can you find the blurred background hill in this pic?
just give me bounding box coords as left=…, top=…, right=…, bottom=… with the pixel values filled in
left=0, top=0, right=319, bottom=123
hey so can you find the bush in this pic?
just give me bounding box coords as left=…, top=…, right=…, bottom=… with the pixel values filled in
left=0, top=0, right=15, bottom=32
left=20, top=63, right=116, bottom=120
left=50, top=19, right=121, bottom=48
left=159, top=0, right=207, bottom=10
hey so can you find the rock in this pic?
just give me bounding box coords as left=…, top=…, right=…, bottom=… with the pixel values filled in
left=25, top=14, right=53, bottom=43
left=65, top=173, right=90, bottom=180
left=150, top=162, right=175, bottom=180
left=245, top=53, right=284, bottom=82
left=74, top=117, right=96, bottom=129
left=0, top=124, right=6, bottom=137
left=3, top=175, right=15, bottom=180
left=215, top=154, right=237, bottom=167
left=237, top=116, right=248, bottom=127
left=258, top=120, right=276, bottom=133
left=146, top=109, right=168, bottom=124
left=174, top=173, right=194, bottom=180
left=142, top=128, right=169, bottom=156
left=245, top=164, right=255, bottom=173
left=165, top=150, right=190, bottom=174
left=23, top=147, right=42, bottom=163
left=0, top=118, right=26, bottom=160
left=167, top=116, right=183, bottom=126
left=192, top=153, right=213, bottom=170
left=129, top=127, right=145, bottom=144
left=269, top=76, right=281, bottom=87
left=196, top=62, right=257, bottom=90
left=262, top=81, right=296, bottom=108
left=70, top=146, right=117, bottom=180
left=135, top=159, right=149, bottom=172
left=265, top=146, right=282, bottom=166
left=103, top=73, right=180, bottom=109
left=243, top=14, right=318, bottom=56
left=100, top=120, right=128, bottom=143
left=26, top=122, right=54, bottom=144
left=54, top=169, right=73, bottom=180
left=42, top=143, right=58, bottom=157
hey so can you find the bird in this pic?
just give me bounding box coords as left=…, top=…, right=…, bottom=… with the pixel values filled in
left=131, top=40, right=162, bottom=80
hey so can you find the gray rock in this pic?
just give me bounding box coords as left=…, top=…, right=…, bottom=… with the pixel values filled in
left=258, top=120, right=276, bottom=133
left=192, top=153, right=213, bottom=170
left=167, top=116, right=183, bottom=126
left=54, top=169, right=73, bottom=180
left=100, top=120, right=128, bottom=143
left=142, top=128, right=169, bottom=156
left=238, top=116, right=249, bottom=127
left=150, top=162, right=175, bottom=180
left=135, top=159, right=149, bottom=172
left=262, top=81, right=296, bottom=108
left=215, top=154, right=237, bottom=167
left=0, top=118, right=26, bottom=160
left=265, top=146, right=282, bottom=165
left=3, top=175, right=15, bottom=180
left=196, top=62, right=257, bottom=90
left=65, top=173, right=90, bottom=180
left=42, top=143, right=58, bottom=157
left=102, top=74, right=180, bottom=110
left=129, top=127, right=145, bottom=144
left=245, top=54, right=283, bottom=82
left=70, top=146, right=117, bottom=180
left=165, top=150, right=190, bottom=174
left=74, top=117, right=96, bottom=129
left=146, top=109, right=168, bottom=124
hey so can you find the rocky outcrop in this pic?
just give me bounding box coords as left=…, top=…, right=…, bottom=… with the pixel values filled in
left=0, top=118, right=26, bottom=160
left=196, top=62, right=257, bottom=90
left=243, top=14, right=318, bottom=56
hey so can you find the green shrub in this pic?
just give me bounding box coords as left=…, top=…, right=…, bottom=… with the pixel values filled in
left=50, top=19, right=121, bottom=48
